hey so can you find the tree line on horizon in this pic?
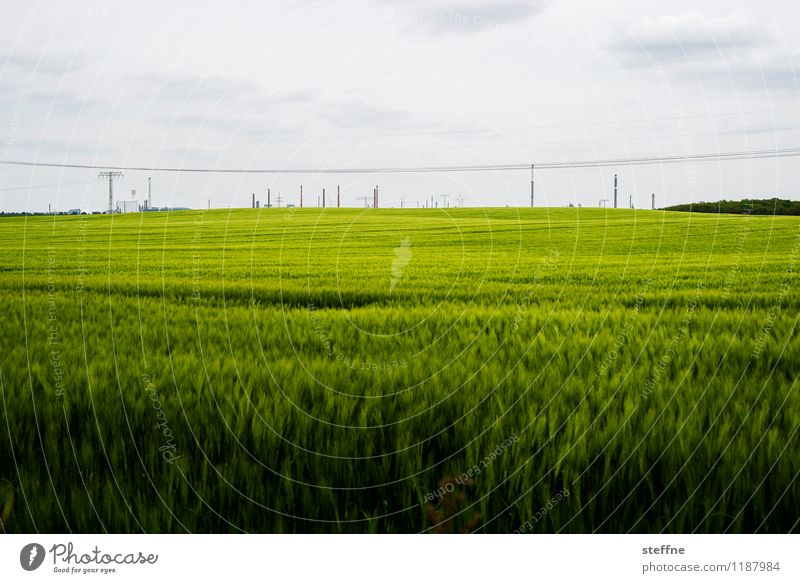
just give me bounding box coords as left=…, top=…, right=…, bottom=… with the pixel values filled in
left=663, top=198, right=800, bottom=215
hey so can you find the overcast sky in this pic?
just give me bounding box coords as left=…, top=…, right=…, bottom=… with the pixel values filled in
left=0, top=0, right=798, bottom=211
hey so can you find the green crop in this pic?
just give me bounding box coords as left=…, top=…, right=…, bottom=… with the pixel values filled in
left=0, top=207, right=797, bottom=533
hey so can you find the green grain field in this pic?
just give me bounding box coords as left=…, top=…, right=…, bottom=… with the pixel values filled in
left=0, top=207, right=798, bottom=533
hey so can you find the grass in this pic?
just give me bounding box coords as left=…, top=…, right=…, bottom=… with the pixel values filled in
left=0, top=206, right=798, bottom=533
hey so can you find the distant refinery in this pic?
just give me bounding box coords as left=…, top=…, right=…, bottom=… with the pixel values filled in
left=29, top=171, right=662, bottom=214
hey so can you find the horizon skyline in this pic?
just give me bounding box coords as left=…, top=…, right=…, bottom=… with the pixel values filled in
left=1, top=1, right=799, bottom=213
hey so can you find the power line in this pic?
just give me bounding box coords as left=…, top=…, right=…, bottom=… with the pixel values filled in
left=9, top=106, right=800, bottom=146
left=2, top=146, right=800, bottom=175
left=534, top=147, right=800, bottom=169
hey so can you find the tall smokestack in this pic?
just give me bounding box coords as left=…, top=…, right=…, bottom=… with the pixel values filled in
left=337, top=185, right=340, bottom=208
left=652, top=193, right=655, bottom=210
left=148, top=177, right=152, bottom=209
left=268, top=189, right=271, bottom=208
left=613, top=174, right=618, bottom=209
left=323, top=188, right=326, bottom=208
left=252, top=193, right=255, bottom=209
left=300, top=185, right=303, bottom=208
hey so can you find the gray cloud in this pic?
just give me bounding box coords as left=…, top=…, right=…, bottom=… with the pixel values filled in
left=0, top=88, right=103, bottom=117
left=673, top=54, right=800, bottom=95
left=134, top=74, right=317, bottom=108
left=313, top=99, right=415, bottom=128
left=0, top=51, right=85, bottom=76
left=131, top=73, right=321, bottom=135
left=608, top=11, right=800, bottom=95
left=611, top=11, right=757, bottom=66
